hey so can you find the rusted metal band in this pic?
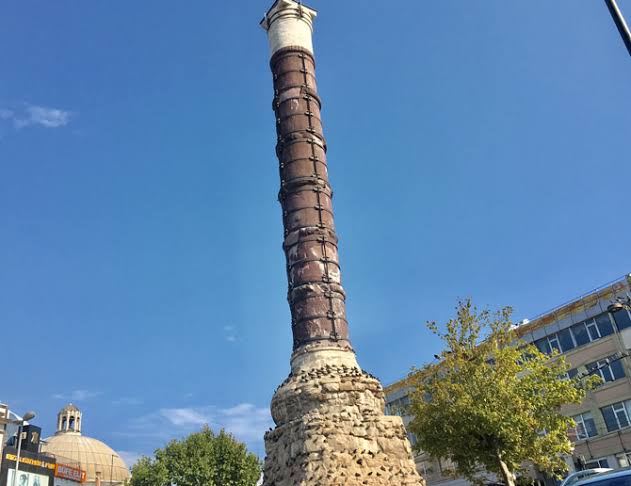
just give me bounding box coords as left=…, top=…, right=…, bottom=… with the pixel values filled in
left=287, top=284, right=346, bottom=302
left=286, top=256, right=340, bottom=270
left=287, top=282, right=345, bottom=294
left=274, top=93, right=322, bottom=110
left=283, top=236, right=338, bottom=249
left=277, top=127, right=325, bottom=144
left=282, top=228, right=338, bottom=244
left=273, top=86, right=320, bottom=106
left=276, top=134, right=327, bottom=156
left=279, top=157, right=328, bottom=170
left=293, top=336, right=350, bottom=346
left=288, top=274, right=341, bottom=289
left=283, top=205, right=333, bottom=217
left=274, top=68, right=311, bottom=77
left=270, top=46, right=315, bottom=69
left=273, top=83, right=318, bottom=95
left=292, top=314, right=348, bottom=327
left=281, top=155, right=325, bottom=163
left=278, top=182, right=332, bottom=201
left=280, top=175, right=330, bottom=189
left=284, top=226, right=335, bottom=239
left=276, top=112, right=322, bottom=124
left=282, top=237, right=338, bottom=253
left=289, top=292, right=346, bottom=306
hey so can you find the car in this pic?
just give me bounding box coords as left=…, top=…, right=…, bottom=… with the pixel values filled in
left=561, top=469, right=613, bottom=486
left=573, top=468, right=631, bottom=486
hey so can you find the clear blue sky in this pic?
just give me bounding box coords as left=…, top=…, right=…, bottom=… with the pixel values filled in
left=1, top=0, right=630, bottom=464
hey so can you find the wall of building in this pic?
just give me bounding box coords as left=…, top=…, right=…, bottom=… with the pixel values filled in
left=0, top=404, right=8, bottom=460
left=385, top=275, right=631, bottom=485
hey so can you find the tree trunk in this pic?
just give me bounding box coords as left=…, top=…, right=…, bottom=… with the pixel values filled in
left=497, top=454, right=516, bottom=486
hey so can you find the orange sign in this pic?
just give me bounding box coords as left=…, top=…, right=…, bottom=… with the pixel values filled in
left=55, top=463, right=87, bottom=483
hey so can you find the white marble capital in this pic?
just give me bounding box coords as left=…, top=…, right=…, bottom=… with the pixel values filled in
left=260, top=0, right=318, bottom=56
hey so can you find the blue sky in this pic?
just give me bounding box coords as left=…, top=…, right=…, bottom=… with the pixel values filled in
left=1, top=0, right=630, bottom=464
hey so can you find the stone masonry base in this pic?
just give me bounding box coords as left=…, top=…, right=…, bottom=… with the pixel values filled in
left=263, top=357, right=424, bottom=486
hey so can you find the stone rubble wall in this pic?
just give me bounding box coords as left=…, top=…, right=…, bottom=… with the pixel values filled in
left=263, top=362, right=424, bottom=486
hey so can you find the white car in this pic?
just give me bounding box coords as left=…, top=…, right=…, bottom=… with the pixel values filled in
left=573, top=468, right=631, bottom=486
left=561, top=469, right=613, bottom=486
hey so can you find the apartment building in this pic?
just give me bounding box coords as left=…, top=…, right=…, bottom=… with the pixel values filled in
left=385, top=274, right=631, bottom=486
left=0, top=403, right=9, bottom=459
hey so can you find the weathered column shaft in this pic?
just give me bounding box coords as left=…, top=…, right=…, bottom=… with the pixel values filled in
left=270, top=38, right=349, bottom=352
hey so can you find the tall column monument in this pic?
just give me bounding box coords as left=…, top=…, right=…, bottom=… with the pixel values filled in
left=260, top=1, right=424, bottom=485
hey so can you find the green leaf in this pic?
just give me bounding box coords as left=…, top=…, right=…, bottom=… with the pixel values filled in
left=408, top=300, right=597, bottom=486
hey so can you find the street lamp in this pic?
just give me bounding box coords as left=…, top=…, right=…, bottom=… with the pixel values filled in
left=604, top=0, right=631, bottom=56
left=11, top=411, right=36, bottom=486
left=607, top=296, right=631, bottom=313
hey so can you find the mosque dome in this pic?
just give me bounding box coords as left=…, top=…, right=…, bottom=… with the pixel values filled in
left=42, top=405, right=130, bottom=484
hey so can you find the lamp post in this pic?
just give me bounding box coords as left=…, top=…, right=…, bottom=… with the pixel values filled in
left=11, top=411, right=36, bottom=486
left=604, top=0, right=631, bottom=56
left=607, top=296, right=631, bottom=314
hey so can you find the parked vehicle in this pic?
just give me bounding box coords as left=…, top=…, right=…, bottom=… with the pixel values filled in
left=573, top=468, right=631, bottom=486
left=561, top=469, right=613, bottom=486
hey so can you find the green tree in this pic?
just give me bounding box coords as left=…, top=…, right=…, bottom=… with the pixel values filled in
left=129, top=426, right=261, bottom=486
left=408, top=300, right=600, bottom=486
left=127, top=456, right=168, bottom=486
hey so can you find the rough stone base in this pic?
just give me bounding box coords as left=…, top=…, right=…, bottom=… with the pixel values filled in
left=263, top=354, right=424, bottom=486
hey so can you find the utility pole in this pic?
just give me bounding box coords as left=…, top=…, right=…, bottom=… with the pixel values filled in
left=10, top=411, right=36, bottom=486
left=604, top=0, right=631, bottom=56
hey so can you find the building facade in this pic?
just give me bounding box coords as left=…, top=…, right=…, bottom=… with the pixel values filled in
left=42, top=405, right=129, bottom=486
left=1, top=402, right=91, bottom=486
left=385, top=274, right=631, bottom=486
left=0, top=404, right=9, bottom=459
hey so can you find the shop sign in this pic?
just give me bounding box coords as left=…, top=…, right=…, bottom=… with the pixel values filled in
left=3, top=454, right=55, bottom=472
left=54, top=465, right=85, bottom=484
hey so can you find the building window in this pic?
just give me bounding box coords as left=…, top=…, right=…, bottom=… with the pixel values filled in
left=617, top=452, right=631, bottom=468
left=407, top=432, right=417, bottom=446
left=601, top=400, right=631, bottom=432
left=572, top=412, right=598, bottom=440
left=548, top=334, right=561, bottom=353
left=586, top=319, right=602, bottom=341
left=613, top=309, right=631, bottom=331
left=572, top=322, right=592, bottom=347
left=595, top=314, right=615, bottom=337
left=557, top=328, right=576, bottom=352
left=535, top=338, right=551, bottom=355
left=571, top=315, right=613, bottom=348
left=587, top=356, right=625, bottom=384
left=420, top=461, right=435, bottom=477
left=386, top=395, right=411, bottom=416
left=532, top=314, right=616, bottom=357
left=535, top=334, right=564, bottom=354
left=584, top=458, right=610, bottom=469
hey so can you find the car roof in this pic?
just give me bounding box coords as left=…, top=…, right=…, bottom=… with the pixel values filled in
left=562, top=469, right=611, bottom=485
left=574, top=468, right=631, bottom=486
left=572, top=469, right=611, bottom=475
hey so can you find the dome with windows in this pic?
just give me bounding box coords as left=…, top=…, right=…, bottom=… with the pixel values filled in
left=42, top=404, right=130, bottom=485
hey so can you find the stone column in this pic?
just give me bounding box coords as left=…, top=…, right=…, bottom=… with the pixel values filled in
left=263, top=0, right=351, bottom=362
left=260, top=2, right=424, bottom=485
